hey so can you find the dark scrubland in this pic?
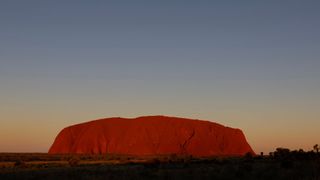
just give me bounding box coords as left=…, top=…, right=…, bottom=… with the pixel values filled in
left=0, top=148, right=319, bottom=180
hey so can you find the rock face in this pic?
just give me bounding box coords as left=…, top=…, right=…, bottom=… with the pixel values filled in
left=49, top=116, right=255, bottom=156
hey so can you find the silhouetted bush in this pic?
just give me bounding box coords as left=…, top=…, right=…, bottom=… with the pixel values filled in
left=274, top=148, right=290, bottom=159
left=14, top=159, right=26, bottom=168
left=143, top=158, right=161, bottom=168
left=169, top=153, right=178, bottom=162
left=244, top=152, right=254, bottom=163
left=68, top=156, right=80, bottom=167
left=244, top=152, right=253, bottom=158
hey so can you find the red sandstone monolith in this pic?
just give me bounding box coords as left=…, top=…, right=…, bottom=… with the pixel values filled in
left=49, top=116, right=255, bottom=156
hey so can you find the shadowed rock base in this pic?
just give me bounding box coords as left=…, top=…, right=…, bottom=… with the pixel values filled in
left=49, top=116, right=255, bottom=157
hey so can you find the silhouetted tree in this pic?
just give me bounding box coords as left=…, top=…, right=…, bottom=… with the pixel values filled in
left=269, top=152, right=273, bottom=157
left=313, top=144, right=319, bottom=153
left=274, top=148, right=290, bottom=159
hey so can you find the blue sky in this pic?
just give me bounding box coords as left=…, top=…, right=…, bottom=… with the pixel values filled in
left=0, top=0, right=320, bottom=153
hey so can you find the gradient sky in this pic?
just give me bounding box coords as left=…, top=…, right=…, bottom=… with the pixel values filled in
left=1, top=0, right=320, bottom=153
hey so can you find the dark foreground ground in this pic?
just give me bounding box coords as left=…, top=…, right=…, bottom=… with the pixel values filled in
left=0, top=150, right=319, bottom=180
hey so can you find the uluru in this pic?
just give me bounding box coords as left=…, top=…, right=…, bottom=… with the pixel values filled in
left=49, top=116, right=255, bottom=157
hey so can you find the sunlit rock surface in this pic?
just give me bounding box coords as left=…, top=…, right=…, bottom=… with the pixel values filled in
left=49, top=116, right=255, bottom=157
